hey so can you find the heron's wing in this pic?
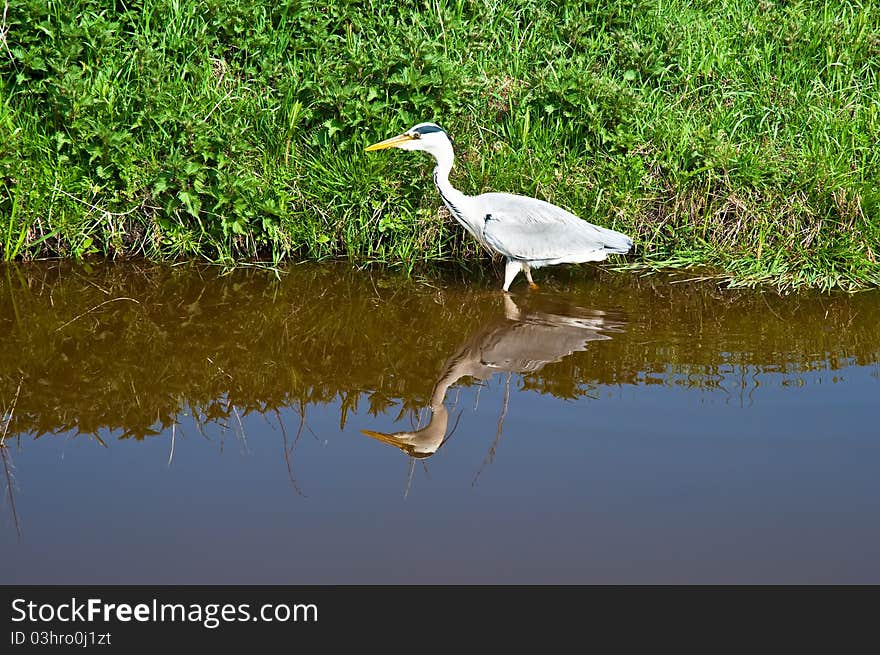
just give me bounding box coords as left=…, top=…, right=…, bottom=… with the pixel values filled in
left=477, top=192, right=632, bottom=262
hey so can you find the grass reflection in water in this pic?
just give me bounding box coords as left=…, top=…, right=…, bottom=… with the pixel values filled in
left=0, top=260, right=878, bottom=450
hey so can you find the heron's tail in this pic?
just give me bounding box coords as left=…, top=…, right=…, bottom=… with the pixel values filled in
left=598, top=225, right=633, bottom=254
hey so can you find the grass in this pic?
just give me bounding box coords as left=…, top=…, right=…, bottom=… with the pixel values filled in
left=1, top=0, right=879, bottom=290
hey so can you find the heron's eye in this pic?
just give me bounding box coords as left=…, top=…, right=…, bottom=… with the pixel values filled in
left=410, top=132, right=421, bottom=139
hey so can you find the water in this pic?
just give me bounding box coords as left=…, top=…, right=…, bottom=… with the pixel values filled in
left=1, top=261, right=878, bottom=583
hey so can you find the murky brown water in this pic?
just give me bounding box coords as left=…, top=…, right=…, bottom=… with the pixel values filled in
left=1, top=261, right=879, bottom=583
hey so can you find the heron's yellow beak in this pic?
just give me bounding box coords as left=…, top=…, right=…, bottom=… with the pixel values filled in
left=365, top=133, right=414, bottom=151
left=361, top=428, right=433, bottom=459
left=360, top=428, right=408, bottom=447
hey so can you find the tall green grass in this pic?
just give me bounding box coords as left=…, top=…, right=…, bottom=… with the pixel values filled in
left=1, top=0, right=879, bottom=289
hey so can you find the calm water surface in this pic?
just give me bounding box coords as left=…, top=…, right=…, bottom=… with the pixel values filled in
left=1, top=261, right=878, bottom=583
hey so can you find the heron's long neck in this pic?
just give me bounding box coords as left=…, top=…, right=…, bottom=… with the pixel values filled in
left=432, top=149, right=483, bottom=241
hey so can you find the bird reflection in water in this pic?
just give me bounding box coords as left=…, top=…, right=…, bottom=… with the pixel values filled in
left=361, top=294, right=626, bottom=478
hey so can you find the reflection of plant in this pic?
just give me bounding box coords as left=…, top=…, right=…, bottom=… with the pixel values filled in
left=1, top=374, right=22, bottom=538
left=0, top=261, right=878, bottom=443
left=0, top=443, right=21, bottom=539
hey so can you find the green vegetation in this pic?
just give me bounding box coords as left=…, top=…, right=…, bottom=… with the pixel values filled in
left=1, top=0, right=879, bottom=290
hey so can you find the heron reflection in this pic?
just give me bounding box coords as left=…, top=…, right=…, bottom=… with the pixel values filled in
left=362, top=294, right=626, bottom=459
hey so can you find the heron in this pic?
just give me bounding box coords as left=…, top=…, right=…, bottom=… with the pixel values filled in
left=365, top=122, right=634, bottom=291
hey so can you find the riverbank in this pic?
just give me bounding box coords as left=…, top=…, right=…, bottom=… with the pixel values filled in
left=2, top=1, right=879, bottom=290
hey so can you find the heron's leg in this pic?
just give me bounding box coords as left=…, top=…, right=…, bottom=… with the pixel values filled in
left=523, top=264, right=539, bottom=290
left=502, top=259, right=521, bottom=292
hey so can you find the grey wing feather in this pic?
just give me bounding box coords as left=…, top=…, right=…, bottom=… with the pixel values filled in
left=477, top=192, right=632, bottom=263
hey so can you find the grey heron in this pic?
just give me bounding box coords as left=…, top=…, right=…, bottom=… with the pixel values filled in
left=365, top=122, right=634, bottom=291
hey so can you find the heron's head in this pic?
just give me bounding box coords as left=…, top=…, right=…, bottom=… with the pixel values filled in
left=360, top=403, right=450, bottom=459
left=365, top=122, right=453, bottom=161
